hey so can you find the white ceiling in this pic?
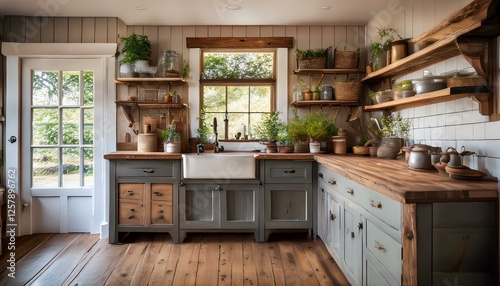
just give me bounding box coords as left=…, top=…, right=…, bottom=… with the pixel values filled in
left=0, top=0, right=389, bottom=26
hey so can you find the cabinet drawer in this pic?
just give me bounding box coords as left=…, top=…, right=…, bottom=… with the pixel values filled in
left=318, top=164, right=337, bottom=186
left=119, top=200, right=144, bottom=225
left=151, top=202, right=173, bottom=224
left=116, top=160, right=177, bottom=177
left=433, top=202, right=496, bottom=228
left=265, top=160, right=312, bottom=183
left=338, top=177, right=401, bottom=231
left=366, top=220, right=402, bottom=284
left=151, top=183, right=173, bottom=202
left=119, top=183, right=144, bottom=200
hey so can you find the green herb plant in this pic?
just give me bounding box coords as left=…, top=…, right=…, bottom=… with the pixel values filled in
left=304, top=110, right=337, bottom=142
left=254, top=111, right=286, bottom=142
left=118, top=33, right=152, bottom=64
left=162, top=124, right=181, bottom=143
left=377, top=114, right=411, bottom=139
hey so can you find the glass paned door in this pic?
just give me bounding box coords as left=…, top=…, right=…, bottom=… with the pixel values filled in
left=31, top=70, right=94, bottom=188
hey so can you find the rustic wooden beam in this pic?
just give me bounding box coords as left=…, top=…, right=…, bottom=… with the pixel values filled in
left=186, top=37, right=294, bottom=49
left=402, top=203, right=417, bottom=286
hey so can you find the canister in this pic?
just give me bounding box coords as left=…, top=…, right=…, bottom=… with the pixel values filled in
left=321, top=85, right=333, bottom=100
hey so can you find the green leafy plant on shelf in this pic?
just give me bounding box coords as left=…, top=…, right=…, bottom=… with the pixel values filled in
left=118, top=33, right=152, bottom=64
left=295, top=48, right=328, bottom=59
left=304, top=110, right=337, bottom=142
left=254, top=111, right=286, bottom=143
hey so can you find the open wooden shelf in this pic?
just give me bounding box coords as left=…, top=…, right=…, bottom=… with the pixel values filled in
left=293, top=69, right=364, bottom=75
left=364, top=86, right=490, bottom=114
left=116, top=77, right=185, bottom=85
left=291, top=100, right=359, bottom=107
left=115, top=101, right=188, bottom=125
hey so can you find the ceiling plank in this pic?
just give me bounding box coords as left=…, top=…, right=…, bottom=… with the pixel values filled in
left=186, top=37, right=294, bottom=49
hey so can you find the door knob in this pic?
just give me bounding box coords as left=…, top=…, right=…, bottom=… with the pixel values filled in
left=8, top=136, right=17, bottom=143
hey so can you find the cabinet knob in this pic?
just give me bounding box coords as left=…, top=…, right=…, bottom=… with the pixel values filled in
left=159, top=210, right=164, bottom=213
left=370, top=200, right=382, bottom=209
left=130, top=208, right=135, bottom=212
left=143, top=168, right=154, bottom=173
left=358, top=222, right=363, bottom=229
left=284, top=169, right=296, bottom=174
left=351, top=231, right=355, bottom=239
left=154, top=191, right=162, bottom=196
left=128, top=215, right=135, bottom=219
left=374, top=241, right=385, bottom=251
left=329, top=211, right=336, bottom=221
left=318, top=173, right=324, bottom=178
left=346, top=188, right=354, bottom=195
left=214, top=185, right=223, bottom=192
left=127, top=190, right=134, bottom=196
left=159, top=215, right=164, bottom=219
left=328, top=179, right=337, bottom=185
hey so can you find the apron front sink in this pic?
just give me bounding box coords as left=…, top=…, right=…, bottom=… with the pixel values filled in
left=182, top=153, right=257, bottom=179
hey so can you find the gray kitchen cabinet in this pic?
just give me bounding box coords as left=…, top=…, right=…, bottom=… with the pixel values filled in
left=318, top=163, right=402, bottom=286
left=108, top=159, right=181, bottom=244
left=179, top=179, right=260, bottom=242
left=261, top=160, right=313, bottom=241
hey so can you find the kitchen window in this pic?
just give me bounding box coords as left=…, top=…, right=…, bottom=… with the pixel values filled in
left=200, top=50, right=275, bottom=140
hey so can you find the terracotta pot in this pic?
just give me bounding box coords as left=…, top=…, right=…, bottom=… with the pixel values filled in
left=352, top=146, right=369, bottom=155
left=377, top=137, right=403, bottom=159
left=265, top=141, right=278, bottom=153
left=369, top=146, right=378, bottom=157
left=294, top=141, right=309, bottom=153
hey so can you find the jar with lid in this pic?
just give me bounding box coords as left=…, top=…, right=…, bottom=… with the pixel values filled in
left=157, top=50, right=181, bottom=77
left=321, top=84, right=333, bottom=100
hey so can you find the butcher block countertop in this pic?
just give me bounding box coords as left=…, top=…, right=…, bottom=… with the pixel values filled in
left=104, top=151, right=498, bottom=203
left=315, top=154, right=499, bottom=203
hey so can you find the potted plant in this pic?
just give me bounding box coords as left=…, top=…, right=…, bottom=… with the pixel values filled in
left=352, top=135, right=370, bottom=155
left=277, top=131, right=294, bottom=153
left=312, top=86, right=321, bottom=100
left=118, top=33, right=152, bottom=77
left=304, top=110, right=336, bottom=153
left=295, top=48, right=328, bottom=69
left=369, top=27, right=402, bottom=71
left=254, top=111, right=286, bottom=153
left=374, top=114, right=412, bottom=159
left=287, top=110, right=309, bottom=153
left=195, top=105, right=212, bottom=153
left=162, top=124, right=181, bottom=153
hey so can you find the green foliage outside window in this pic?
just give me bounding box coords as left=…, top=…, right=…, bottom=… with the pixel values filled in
left=202, top=52, right=274, bottom=79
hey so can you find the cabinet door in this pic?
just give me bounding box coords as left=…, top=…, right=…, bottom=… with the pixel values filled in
left=343, top=203, right=363, bottom=286
left=220, top=184, right=258, bottom=229
left=180, top=184, right=219, bottom=228
left=328, top=191, right=342, bottom=259
left=317, top=185, right=328, bottom=239
left=265, top=184, right=312, bottom=229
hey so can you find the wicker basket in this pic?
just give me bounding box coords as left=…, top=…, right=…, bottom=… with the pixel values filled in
left=298, top=57, right=326, bottom=69
left=334, top=50, right=360, bottom=69
left=333, top=82, right=361, bottom=101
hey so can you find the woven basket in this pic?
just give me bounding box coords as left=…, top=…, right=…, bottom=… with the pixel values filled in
left=334, top=50, right=360, bottom=69
left=298, top=57, right=326, bottom=69
left=333, top=82, right=361, bottom=101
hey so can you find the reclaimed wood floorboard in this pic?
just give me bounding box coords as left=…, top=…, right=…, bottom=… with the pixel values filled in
left=0, top=232, right=350, bottom=285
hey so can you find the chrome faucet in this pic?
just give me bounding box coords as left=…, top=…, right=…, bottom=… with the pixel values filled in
left=213, top=117, right=223, bottom=153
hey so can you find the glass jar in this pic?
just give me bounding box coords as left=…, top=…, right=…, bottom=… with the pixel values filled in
left=321, top=84, right=333, bottom=100
left=157, top=50, right=181, bottom=77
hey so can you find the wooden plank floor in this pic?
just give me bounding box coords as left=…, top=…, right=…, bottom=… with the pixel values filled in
left=0, top=232, right=350, bottom=285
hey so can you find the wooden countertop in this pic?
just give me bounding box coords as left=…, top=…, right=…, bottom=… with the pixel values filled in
left=104, top=151, right=498, bottom=203
left=315, top=154, right=499, bottom=203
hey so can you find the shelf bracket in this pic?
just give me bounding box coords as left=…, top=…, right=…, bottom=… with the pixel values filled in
left=456, top=36, right=489, bottom=78
left=120, top=105, right=137, bottom=127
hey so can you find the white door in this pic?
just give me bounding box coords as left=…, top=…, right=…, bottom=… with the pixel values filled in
left=20, top=59, right=103, bottom=233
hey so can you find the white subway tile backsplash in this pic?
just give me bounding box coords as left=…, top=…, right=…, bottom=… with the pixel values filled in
left=414, top=106, right=427, bottom=117
left=476, top=140, right=486, bottom=157
left=462, top=110, right=488, bottom=124
left=445, top=100, right=456, bottom=113
left=484, top=157, right=499, bottom=178
left=456, top=124, right=474, bottom=140
left=437, top=115, right=446, bottom=127
left=473, top=123, right=485, bottom=140
left=413, top=128, right=425, bottom=140
left=436, top=102, right=446, bottom=114
left=424, top=128, right=431, bottom=140
left=485, top=121, right=500, bottom=140
left=431, top=127, right=446, bottom=140
left=455, top=98, right=473, bottom=112
left=445, top=113, right=462, bottom=126
left=484, top=140, right=499, bottom=158
left=445, top=125, right=456, bottom=140
left=425, top=115, right=438, bottom=128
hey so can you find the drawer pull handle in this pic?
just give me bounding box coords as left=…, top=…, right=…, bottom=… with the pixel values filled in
left=370, top=200, right=382, bottom=209
left=358, top=222, right=363, bottom=230
left=346, top=188, right=354, bottom=195
left=318, top=173, right=324, bottom=178
left=374, top=241, right=386, bottom=251
left=328, top=179, right=336, bottom=185
left=159, top=215, right=164, bottom=219
left=143, top=168, right=154, bottom=173
left=130, top=209, right=135, bottom=212
left=284, top=169, right=296, bottom=174
left=351, top=231, right=355, bottom=239
left=127, top=190, right=134, bottom=195
left=128, top=215, right=135, bottom=219
left=214, top=185, right=223, bottom=192
left=159, top=210, right=164, bottom=213
left=154, top=192, right=162, bottom=196
left=329, top=211, right=336, bottom=221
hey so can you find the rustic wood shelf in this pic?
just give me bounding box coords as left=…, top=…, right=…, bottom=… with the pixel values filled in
left=361, top=0, right=499, bottom=116
left=291, top=100, right=359, bottom=107
left=116, top=77, right=185, bottom=85
left=115, top=101, right=188, bottom=126
left=293, top=69, right=364, bottom=75
left=364, top=86, right=490, bottom=114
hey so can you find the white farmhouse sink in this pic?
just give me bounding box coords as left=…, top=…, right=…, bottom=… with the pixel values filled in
left=182, top=153, right=256, bottom=179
